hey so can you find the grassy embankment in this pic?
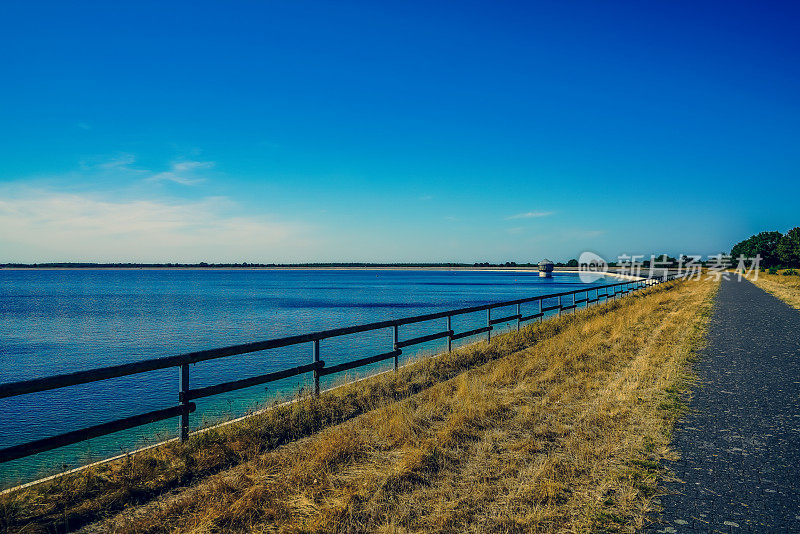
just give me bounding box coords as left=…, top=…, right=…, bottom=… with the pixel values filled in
left=1, top=278, right=717, bottom=533
left=749, top=270, right=800, bottom=310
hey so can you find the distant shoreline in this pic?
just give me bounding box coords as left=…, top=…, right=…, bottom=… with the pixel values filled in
left=0, top=264, right=522, bottom=270
left=0, top=265, right=600, bottom=271
left=0, top=266, right=540, bottom=270
left=0, top=265, right=642, bottom=280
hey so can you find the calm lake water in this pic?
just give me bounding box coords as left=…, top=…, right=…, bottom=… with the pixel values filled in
left=0, top=269, right=621, bottom=487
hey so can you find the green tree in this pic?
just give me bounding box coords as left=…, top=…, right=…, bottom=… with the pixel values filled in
left=730, top=231, right=783, bottom=267
left=643, top=254, right=677, bottom=267
left=566, top=258, right=578, bottom=267
left=777, top=227, right=800, bottom=268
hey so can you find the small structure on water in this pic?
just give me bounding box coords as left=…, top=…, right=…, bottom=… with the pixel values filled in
left=538, top=258, right=554, bottom=278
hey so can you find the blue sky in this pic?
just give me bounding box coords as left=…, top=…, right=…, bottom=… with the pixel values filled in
left=1, top=1, right=798, bottom=263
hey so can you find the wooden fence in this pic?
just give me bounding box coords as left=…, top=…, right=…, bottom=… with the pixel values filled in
left=0, top=274, right=677, bottom=464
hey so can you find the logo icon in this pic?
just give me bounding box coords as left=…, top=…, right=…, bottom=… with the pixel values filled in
left=578, top=251, right=608, bottom=283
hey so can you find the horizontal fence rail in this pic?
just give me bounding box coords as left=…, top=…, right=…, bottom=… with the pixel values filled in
left=0, top=274, right=679, bottom=464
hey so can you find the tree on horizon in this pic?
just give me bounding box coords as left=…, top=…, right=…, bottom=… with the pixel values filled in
left=777, top=227, right=800, bottom=268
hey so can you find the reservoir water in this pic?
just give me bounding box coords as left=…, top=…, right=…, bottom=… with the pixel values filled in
left=0, top=268, right=622, bottom=487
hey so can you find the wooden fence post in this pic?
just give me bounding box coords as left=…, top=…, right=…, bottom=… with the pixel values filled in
left=393, top=325, right=399, bottom=372
left=446, top=316, right=452, bottom=352
left=179, top=364, right=189, bottom=443
left=313, top=340, right=320, bottom=396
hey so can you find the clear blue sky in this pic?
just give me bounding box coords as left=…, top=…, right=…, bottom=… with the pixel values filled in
left=1, top=1, right=798, bottom=263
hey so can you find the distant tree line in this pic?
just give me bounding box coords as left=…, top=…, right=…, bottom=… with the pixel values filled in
left=730, top=227, right=800, bottom=268
left=563, top=256, right=681, bottom=268
left=472, top=262, right=537, bottom=267
left=2, top=261, right=544, bottom=269
left=0, top=262, right=481, bottom=269
left=0, top=260, right=665, bottom=269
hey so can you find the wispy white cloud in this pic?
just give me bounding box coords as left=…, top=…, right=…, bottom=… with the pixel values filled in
left=419, top=194, right=433, bottom=201
left=505, top=211, right=554, bottom=220
left=73, top=155, right=213, bottom=186
left=96, top=153, right=137, bottom=170
left=565, top=229, right=605, bottom=239
left=76, top=121, right=91, bottom=130
left=0, top=188, right=313, bottom=262
left=146, top=160, right=214, bottom=186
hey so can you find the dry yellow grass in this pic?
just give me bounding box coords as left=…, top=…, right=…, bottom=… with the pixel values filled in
left=749, top=270, right=800, bottom=310
left=1, top=279, right=717, bottom=533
